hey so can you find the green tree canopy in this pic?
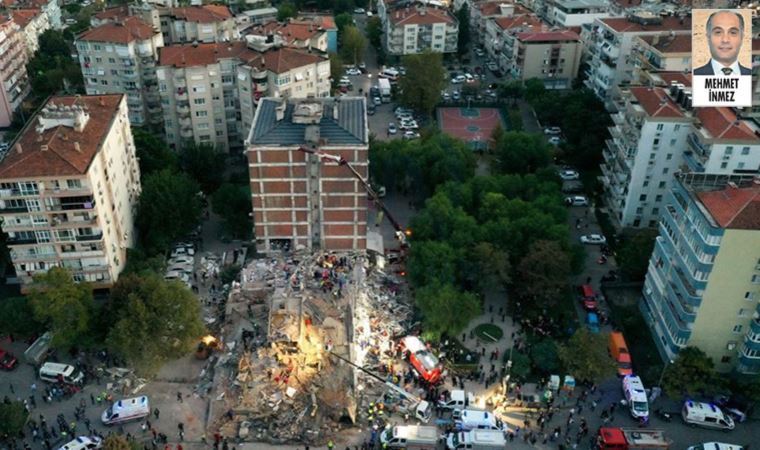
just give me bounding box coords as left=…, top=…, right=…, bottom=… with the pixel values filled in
left=662, top=346, right=722, bottom=398
left=470, top=242, right=511, bottom=293
left=515, top=240, right=571, bottom=312
left=617, top=230, right=658, bottom=281
left=415, top=282, right=480, bottom=341
left=28, top=267, right=93, bottom=348
left=211, top=183, right=252, bottom=239
left=531, top=339, right=560, bottom=374
left=397, top=50, right=447, bottom=116
left=133, top=129, right=178, bottom=176
left=455, top=5, right=470, bottom=55
left=0, top=296, right=44, bottom=337
left=558, top=329, right=616, bottom=383
left=277, top=2, right=297, bottom=21
left=329, top=52, right=344, bottom=88
left=136, top=169, right=203, bottom=255
left=340, top=26, right=366, bottom=66
left=179, top=142, right=226, bottom=194
left=335, top=12, right=353, bottom=33
left=493, top=132, right=552, bottom=175
left=498, top=80, right=525, bottom=105
left=504, top=349, right=531, bottom=381
left=0, top=401, right=28, bottom=436
left=107, top=274, right=205, bottom=375
left=27, top=30, right=83, bottom=97
left=366, top=16, right=383, bottom=49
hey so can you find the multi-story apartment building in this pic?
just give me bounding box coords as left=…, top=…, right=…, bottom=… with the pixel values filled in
left=157, top=41, right=330, bottom=152
left=630, top=33, right=691, bottom=82
left=160, top=5, right=238, bottom=44
left=484, top=13, right=542, bottom=62
left=75, top=17, right=165, bottom=129
left=247, top=97, right=368, bottom=253
left=28, top=0, right=59, bottom=29
left=547, top=0, right=613, bottom=27
left=12, top=8, right=50, bottom=54
left=470, top=2, right=526, bottom=46
left=684, top=106, right=760, bottom=175
left=581, top=14, right=691, bottom=109
left=0, top=94, right=141, bottom=290
left=0, top=16, right=31, bottom=128
left=384, top=5, right=459, bottom=56
left=245, top=15, right=338, bottom=53
left=602, top=86, right=693, bottom=229
left=642, top=173, right=760, bottom=374
left=503, top=30, right=582, bottom=89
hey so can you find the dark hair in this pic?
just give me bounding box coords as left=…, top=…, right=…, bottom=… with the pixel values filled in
left=706, top=10, right=745, bottom=35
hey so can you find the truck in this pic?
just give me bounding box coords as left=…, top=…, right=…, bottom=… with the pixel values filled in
left=446, top=429, right=506, bottom=450
left=439, top=390, right=475, bottom=410
left=24, top=332, right=53, bottom=366
left=378, top=78, right=391, bottom=103
left=595, top=428, right=669, bottom=450
left=380, top=425, right=438, bottom=450
left=400, top=336, right=443, bottom=384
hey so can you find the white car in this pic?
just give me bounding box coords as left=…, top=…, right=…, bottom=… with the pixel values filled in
left=549, top=136, right=562, bottom=146
left=167, top=263, right=193, bottom=274
left=464, top=73, right=475, bottom=83
left=399, top=120, right=419, bottom=130
left=452, top=91, right=461, bottom=100
left=544, top=126, right=562, bottom=135
left=394, top=106, right=412, bottom=116
left=168, top=255, right=194, bottom=265
left=580, top=234, right=607, bottom=245
left=57, top=436, right=103, bottom=450
left=486, top=62, right=498, bottom=71
left=403, top=131, right=420, bottom=140
left=559, top=170, right=580, bottom=181
left=373, top=97, right=382, bottom=106
left=565, top=196, right=589, bottom=206
left=475, top=48, right=485, bottom=57
left=345, top=67, right=361, bottom=76
left=451, top=74, right=466, bottom=84
left=353, top=7, right=365, bottom=13
left=442, top=92, right=450, bottom=101
left=388, top=123, right=397, bottom=134
left=396, top=112, right=413, bottom=121
left=170, top=247, right=195, bottom=258
left=165, top=270, right=191, bottom=283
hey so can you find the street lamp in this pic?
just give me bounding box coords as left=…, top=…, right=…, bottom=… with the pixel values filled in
left=657, top=359, right=674, bottom=388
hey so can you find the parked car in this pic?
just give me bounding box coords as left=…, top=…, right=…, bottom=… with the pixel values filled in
left=170, top=246, right=195, bottom=258
left=559, top=170, right=580, bottom=180
left=580, top=234, right=607, bottom=245
left=403, top=131, right=420, bottom=140
left=561, top=181, right=584, bottom=194
left=451, top=74, right=466, bottom=84
left=345, top=67, right=361, bottom=76
left=549, top=136, right=562, bottom=145
left=442, top=91, right=450, bottom=101
left=373, top=97, right=382, bottom=106
left=474, top=48, right=485, bottom=57
left=452, top=91, right=461, bottom=100
left=486, top=62, right=498, bottom=72
left=464, top=73, right=475, bottom=83
left=358, top=62, right=367, bottom=73
left=0, top=347, right=18, bottom=371
left=353, top=7, right=365, bottom=13
left=397, top=112, right=414, bottom=121
left=399, top=120, right=419, bottom=130
left=388, top=123, right=397, bottom=134
left=544, top=126, right=562, bottom=135
left=168, top=255, right=194, bottom=265
left=338, top=77, right=351, bottom=86
left=367, top=104, right=376, bottom=115
left=565, top=195, right=589, bottom=206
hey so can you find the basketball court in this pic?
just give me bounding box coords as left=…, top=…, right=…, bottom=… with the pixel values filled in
left=437, top=107, right=505, bottom=151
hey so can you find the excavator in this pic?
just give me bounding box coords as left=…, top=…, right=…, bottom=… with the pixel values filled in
left=298, top=146, right=411, bottom=249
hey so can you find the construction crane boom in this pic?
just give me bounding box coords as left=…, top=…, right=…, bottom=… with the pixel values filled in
left=298, top=146, right=408, bottom=247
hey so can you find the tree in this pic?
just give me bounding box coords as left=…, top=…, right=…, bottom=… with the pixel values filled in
left=277, top=2, right=296, bottom=21
left=179, top=142, right=226, bottom=194
left=340, top=26, right=366, bottom=66
left=531, top=340, right=560, bottom=374
left=211, top=183, right=252, bottom=239
left=136, top=169, right=202, bottom=255
left=505, top=349, right=531, bottom=380
left=415, top=282, right=480, bottom=341
left=132, top=129, right=178, bottom=176
left=515, top=240, right=571, bottom=311
left=0, top=296, right=44, bottom=337
left=26, top=30, right=83, bottom=97
left=470, top=242, right=511, bottom=292
left=27, top=267, right=93, bottom=348
left=662, top=347, right=722, bottom=398
left=0, top=401, right=28, bottom=435
left=103, top=435, right=131, bottom=450
left=455, top=5, right=471, bottom=55
left=406, top=241, right=459, bottom=288
left=107, top=274, right=205, bottom=376
left=329, top=52, right=344, bottom=88
left=617, top=230, right=658, bottom=281
left=397, top=51, right=447, bottom=116
left=366, top=16, right=383, bottom=49
left=498, top=80, right=525, bottom=105
left=558, top=329, right=616, bottom=383
left=335, top=12, right=353, bottom=34
left=523, top=78, right=546, bottom=102
left=121, top=248, right=167, bottom=276
left=493, top=132, right=552, bottom=175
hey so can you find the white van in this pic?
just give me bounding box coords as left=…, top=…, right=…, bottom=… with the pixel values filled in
left=687, top=443, right=744, bottom=450
left=681, top=401, right=735, bottom=431
left=380, top=425, right=438, bottom=450
left=57, top=436, right=103, bottom=450
left=379, top=68, right=400, bottom=81
left=455, top=409, right=504, bottom=432
left=39, top=362, right=84, bottom=385
left=622, top=375, right=649, bottom=420
left=101, top=396, right=151, bottom=426
left=439, top=390, right=475, bottom=410
left=446, top=429, right=506, bottom=450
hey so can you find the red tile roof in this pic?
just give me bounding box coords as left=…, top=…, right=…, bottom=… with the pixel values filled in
left=159, top=42, right=326, bottom=73
left=170, top=5, right=233, bottom=23
left=388, top=6, right=455, bottom=25
left=697, top=182, right=760, bottom=229
left=11, top=8, right=40, bottom=28
left=628, top=86, right=684, bottom=118
left=601, top=16, right=691, bottom=33
left=494, top=14, right=542, bottom=31
left=248, top=20, right=327, bottom=45
left=295, top=14, right=336, bottom=30
left=0, top=95, right=124, bottom=178
left=515, top=30, right=579, bottom=42
left=78, top=16, right=157, bottom=43
left=476, top=2, right=531, bottom=16
left=93, top=5, right=129, bottom=21
left=638, top=33, right=691, bottom=54
left=657, top=71, right=692, bottom=88
left=695, top=108, right=759, bottom=141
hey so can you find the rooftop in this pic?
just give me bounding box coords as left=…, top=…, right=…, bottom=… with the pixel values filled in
left=0, top=95, right=123, bottom=179
left=11, top=8, right=41, bottom=28
left=247, top=19, right=329, bottom=45
left=695, top=108, right=759, bottom=141
left=554, top=0, right=609, bottom=9
left=249, top=97, right=367, bottom=146
left=493, top=13, right=542, bottom=31
left=159, top=42, right=326, bottom=73
left=388, top=5, right=455, bottom=26
left=515, top=30, right=580, bottom=42
left=696, top=181, right=760, bottom=230
left=600, top=16, right=690, bottom=33
left=92, top=5, right=129, bottom=21
left=638, top=33, right=691, bottom=54
left=475, top=2, right=531, bottom=17
left=169, top=4, right=233, bottom=23
left=628, top=86, right=684, bottom=118
left=654, top=71, right=692, bottom=88
left=77, top=16, right=157, bottom=44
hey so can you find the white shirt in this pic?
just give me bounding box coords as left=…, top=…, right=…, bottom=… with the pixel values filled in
left=710, top=59, right=741, bottom=76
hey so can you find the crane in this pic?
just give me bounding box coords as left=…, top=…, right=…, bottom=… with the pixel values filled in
left=298, top=146, right=410, bottom=248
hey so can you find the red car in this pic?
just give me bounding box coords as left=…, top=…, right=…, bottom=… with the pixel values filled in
left=0, top=348, right=18, bottom=370
left=579, top=284, right=598, bottom=311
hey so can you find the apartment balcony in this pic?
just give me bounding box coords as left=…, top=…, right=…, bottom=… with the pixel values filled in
left=175, top=90, right=188, bottom=101
left=6, top=236, right=37, bottom=245
left=49, top=195, right=95, bottom=211
left=121, top=58, right=136, bottom=67
left=180, top=127, right=193, bottom=138
left=174, top=78, right=187, bottom=88
left=141, top=57, right=156, bottom=66
left=0, top=204, right=29, bottom=213
left=121, top=71, right=138, bottom=80
left=178, top=117, right=191, bottom=127
left=59, top=249, right=103, bottom=259
left=76, top=233, right=103, bottom=242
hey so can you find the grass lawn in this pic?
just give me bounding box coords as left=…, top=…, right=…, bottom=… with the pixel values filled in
left=473, top=323, right=504, bottom=342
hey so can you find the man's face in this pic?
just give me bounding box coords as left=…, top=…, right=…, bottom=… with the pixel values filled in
left=708, top=12, right=743, bottom=66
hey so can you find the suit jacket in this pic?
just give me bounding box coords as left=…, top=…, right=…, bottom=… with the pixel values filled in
left=693, top=61, right=751, bottom=76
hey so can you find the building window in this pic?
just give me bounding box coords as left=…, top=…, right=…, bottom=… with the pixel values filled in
left=639, top=194, right=647, bottom=201
left=669, top=139, right=676, bottom=146
left=193, top=98, right=206, bottom=105
left=734, top=325, right=744, bottom=333
left=674, top=124, right=681, bottom=131
left=738, top=308, right=749, bottom=317
left=656, top=124, right=664, bottom=131
left=746, top=291, right=756, bottom=300
left=195, top=111, right=208, bottom=117
left=752, top=274, right=760, bottom=284
left=659, top=181, right=666, bottom=188
left=666, top=153, right=673, bottom=160
left=652, top=208, right=659, bottom=215
left=742, top=147, right=750, bottom=155
left=636, top=207, right=643, bottom=214
left=721, top=356, right=731, bottom=363
left=738, top=162, right=746, bottom=169
left=655, top=194, right=662, bottom=202
left=662, top=168, right=669, bottom=174
left=721, top=162, right=728, bottom=169
left=725, top=146, right=733, bottom=155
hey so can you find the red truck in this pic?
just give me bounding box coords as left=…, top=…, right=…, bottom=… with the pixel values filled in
left=0, top=347, right=18, bottom=371
left=400, top=336, right=442, bottom=384
left=596, top=428, right=669, bottom=450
